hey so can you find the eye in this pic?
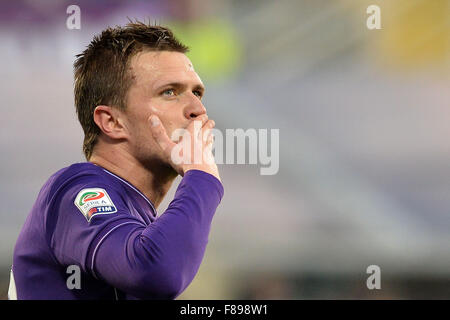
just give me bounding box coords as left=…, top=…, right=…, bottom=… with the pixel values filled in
left=193, top=90, right=203, bottom=99
left=162, top=89, right=175, bottom=97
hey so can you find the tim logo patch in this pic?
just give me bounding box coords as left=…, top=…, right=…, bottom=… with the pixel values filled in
left=74, top=188, right=117, bottom=222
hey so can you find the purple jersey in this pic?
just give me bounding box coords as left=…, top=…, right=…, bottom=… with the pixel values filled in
left=10, top=162, right=224, bottom=300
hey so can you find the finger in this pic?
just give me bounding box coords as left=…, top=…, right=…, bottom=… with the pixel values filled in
left=186, top=114, right=209, bottom=134
left=201, top=119, right=215, bottom=141
left=149, top=115, right=175, bottom=154
left=205, top=131, right=214, bottom=145
left=202, top=119, right=215, bottom=129
left=202, top=120, right=215, bottom=143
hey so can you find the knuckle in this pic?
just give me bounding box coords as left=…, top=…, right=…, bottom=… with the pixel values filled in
left=153, top=128, right=164, bottom=138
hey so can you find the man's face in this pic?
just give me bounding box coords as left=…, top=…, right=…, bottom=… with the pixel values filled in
left=123, top=50, right=207, bottom=164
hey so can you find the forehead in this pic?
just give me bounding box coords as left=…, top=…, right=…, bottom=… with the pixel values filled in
left=129, top=50, right=202, bottom=88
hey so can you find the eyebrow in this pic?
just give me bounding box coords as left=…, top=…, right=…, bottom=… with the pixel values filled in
left=155, top=82, right=205, bottom=94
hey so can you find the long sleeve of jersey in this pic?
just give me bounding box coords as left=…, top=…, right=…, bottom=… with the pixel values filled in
left=49, top=169, right=224, bottom=299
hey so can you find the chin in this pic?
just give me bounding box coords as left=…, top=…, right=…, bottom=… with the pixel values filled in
left=140, top=155, right=176, bottom=174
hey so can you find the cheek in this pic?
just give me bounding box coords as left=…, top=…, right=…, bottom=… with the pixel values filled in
left=149, top=106, right=176, bottom=128
left=148, top=100, right=189, bottom=133
left=150, top=105, right=163, bottom=116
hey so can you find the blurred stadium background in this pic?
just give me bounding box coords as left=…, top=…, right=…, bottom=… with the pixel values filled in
left=0, top=0, right=449, bottom=299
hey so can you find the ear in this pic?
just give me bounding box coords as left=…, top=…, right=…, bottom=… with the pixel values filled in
left=93, top=105, right=128, bottom=140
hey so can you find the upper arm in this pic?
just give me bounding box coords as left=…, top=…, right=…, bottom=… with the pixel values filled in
left=49, top=182, right=144, bottom=275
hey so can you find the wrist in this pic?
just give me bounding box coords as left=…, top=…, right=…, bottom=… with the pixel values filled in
left=183, top=165, right=221, bottom=182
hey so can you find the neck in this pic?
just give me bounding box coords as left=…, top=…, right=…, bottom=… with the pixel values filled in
left=89, top=148, right=178, bottom=209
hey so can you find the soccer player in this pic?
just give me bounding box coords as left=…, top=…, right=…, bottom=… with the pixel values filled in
left=9, top=22, right=223, bottom=300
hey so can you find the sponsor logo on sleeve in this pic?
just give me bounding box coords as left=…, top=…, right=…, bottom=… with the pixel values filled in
left=74, top=188, right=117, bottom=222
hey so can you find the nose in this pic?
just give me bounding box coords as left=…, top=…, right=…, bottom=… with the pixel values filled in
left=183, top=94, right=207, bottom=119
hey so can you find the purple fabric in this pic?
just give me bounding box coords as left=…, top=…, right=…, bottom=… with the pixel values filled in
left=12, top=162, right=223, bottom=300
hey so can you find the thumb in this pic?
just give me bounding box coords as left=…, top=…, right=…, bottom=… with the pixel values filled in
left=149, top=115, right=175, bottom=154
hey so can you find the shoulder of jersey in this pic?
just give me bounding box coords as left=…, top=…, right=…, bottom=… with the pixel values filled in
left=74, top=187, right=118, bottom=222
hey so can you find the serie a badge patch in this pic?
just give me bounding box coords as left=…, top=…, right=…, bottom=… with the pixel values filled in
left=74, top=188, right=117, bottom=222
